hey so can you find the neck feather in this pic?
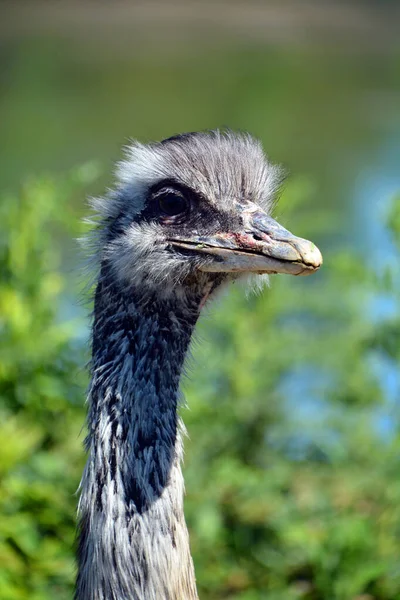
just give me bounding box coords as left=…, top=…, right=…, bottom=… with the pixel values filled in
left=76, top=275, right=200, bottom=600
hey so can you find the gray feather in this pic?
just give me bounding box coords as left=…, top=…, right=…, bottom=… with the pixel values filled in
left=76, top=130, right=282, bottom=600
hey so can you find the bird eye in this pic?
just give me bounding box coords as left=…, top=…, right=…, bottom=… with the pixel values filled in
left=158, top=192, right=188, bottom=217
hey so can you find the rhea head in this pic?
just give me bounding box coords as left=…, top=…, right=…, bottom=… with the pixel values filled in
left=93, top=130, right=322, bottom=308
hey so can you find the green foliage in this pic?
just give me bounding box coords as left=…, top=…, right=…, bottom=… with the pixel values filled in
left=1, top=171, right=400, bottom=599
left=183, top=196, right=400, bottom=600
left=0, top=168, right=96, bottom=600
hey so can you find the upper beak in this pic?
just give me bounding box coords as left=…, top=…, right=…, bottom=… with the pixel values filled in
left=167, top=210, right=322, bottom=276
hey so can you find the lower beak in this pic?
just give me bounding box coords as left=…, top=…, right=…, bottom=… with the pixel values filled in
left=168, top=211, right=322, bottom=276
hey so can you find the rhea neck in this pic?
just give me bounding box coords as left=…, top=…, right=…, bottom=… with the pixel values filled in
left=89, top=274, right=200, bottom=512
left=76, top=270, right=206, bottom=600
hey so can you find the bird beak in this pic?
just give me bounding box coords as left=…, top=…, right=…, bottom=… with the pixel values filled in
left=168, top=210, right=322, bottom=276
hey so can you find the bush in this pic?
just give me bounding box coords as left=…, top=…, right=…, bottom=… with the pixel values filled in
left=0, top=170, right=399, bottom=599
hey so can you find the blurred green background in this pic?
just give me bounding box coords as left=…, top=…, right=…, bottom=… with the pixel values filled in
left=1, top=1, right=400, bottom=599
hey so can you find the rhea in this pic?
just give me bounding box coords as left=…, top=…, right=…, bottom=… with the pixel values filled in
left=76, top=130, right=322, bottom=600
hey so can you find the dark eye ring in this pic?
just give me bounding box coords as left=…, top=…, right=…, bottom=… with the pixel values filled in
left=158, top=192, right=189, bottom=217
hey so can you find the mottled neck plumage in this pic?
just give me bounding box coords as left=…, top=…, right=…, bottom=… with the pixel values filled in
left=76, top=272, right=200, bottom=600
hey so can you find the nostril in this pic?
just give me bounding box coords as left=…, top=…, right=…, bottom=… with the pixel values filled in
left=251, top=232, right=263, bottom=242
